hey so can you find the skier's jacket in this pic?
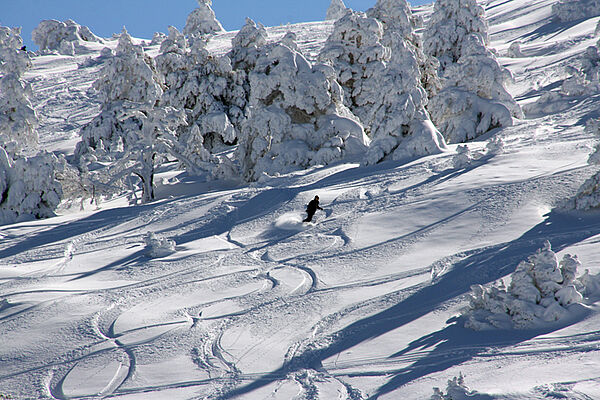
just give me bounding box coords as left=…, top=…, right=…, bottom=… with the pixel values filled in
left=306, top=198, right=322, bottom=214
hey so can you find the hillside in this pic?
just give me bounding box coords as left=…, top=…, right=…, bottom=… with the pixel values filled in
left=2, top=0, right=600, bottom=399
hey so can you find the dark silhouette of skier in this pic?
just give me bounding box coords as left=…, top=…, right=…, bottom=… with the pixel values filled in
left=303, top=195, right=323, bottom=222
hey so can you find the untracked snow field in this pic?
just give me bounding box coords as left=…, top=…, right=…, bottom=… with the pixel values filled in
left=2, top=0, right=600, bottom=399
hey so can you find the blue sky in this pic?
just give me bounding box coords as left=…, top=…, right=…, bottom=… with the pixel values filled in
left=1, top=0, right=430, bottom=50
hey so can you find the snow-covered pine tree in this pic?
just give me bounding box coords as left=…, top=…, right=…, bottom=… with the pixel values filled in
left=0, top=26, right=38, bottom=157
left=76, top=28, right=180, bottom=202
left=0, top=26, right=66, bottom=223
left=93, top=28, right=163, bottom=105
left=423, top=0, right=489, bottom=72
left=367, top=0, right=441, bottom=98
left=183, top=0, right=224, bottom=38
left=319, top=11, right=445, bottom=166
left=326, top=0, right=348, bottom=21
left=424, top=0, right=522, bottom=143
left=428, top=33, right=522, bottom=143
left=155, top=26, right=238, bottom=179
left=158, top=26, right=240, bottom=143
left=239, top=32, right=368, bottom=181
left=229, top=18, right=268, bottom=75
left=0, top=147, right=62, bottom=224
left=227, top=17, right=267, bottom=129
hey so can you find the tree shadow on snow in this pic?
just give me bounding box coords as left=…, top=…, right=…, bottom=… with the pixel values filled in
left=219, top=210, right=600, bottom=399
left=0, top=203, right=156, bottom=261
left=519, top=19, right=585, bottom=43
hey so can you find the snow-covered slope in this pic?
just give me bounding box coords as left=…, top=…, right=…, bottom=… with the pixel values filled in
left=2, top=0, right=600, bottom=399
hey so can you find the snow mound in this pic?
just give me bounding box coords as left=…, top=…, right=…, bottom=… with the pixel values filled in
left=463, top=241, right=591, bottom=330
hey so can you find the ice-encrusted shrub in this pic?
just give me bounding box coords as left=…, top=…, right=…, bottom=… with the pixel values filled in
left=144, top=232, right=176, bottom=258
left=485, top=135, right=505, bottom=155
left=326, top=0, right=348, bottom=21
left=507, top=41, right=524, bottom=58
left=319, top=11, right=445, bottom=166
left=32, top=19, right=102, bottom=55
left=423, top=0, right=489, bottom=72
left=183, top=0, right=224, bottom=38
left=561, top=46, right=600, bottom=96
left=239, top=34, right=369, bottom=181
left=452, top=145, right=473, bottom=169
left=429, top=33, right=522, bottom=143
left=79, top=103, right=187, bottom=203
left=553, top=0, right=600, bottom=22
left=0, top=148, right=62, bottom=224
left=0, top=26, right=38, bottom=157
left=463, top=241, right=589, bottom=330
left=528, top=44, right=600, bottom=116
left=430, top=374, right=488, bottom=400
left=367, top=0, right=441, bottom=98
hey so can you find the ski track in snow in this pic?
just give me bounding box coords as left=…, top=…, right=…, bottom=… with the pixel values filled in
left=3, top=0, right=600, bottom=399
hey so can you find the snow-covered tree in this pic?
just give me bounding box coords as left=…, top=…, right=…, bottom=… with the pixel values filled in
left=319, top=11, right=445, bottom=166
left=367, top=0, right=441, bottom=98
left=423, top=0, right=489, bottom=72
left=0, top=147, right=62, bottom=224
left=0, top=26, right=38, bottom=157
left=553, top=0, right=600, bottom=22
left=76, top=29, right=179, bottom=202
left=463, top=241, right=589, bottom=330
left=94, top=28, right=163, bottom=105
left=239, top=33, right=369, bottom=181
left=428, top=33, right=522, bottom=143
left=183, top=0, right=224, bottom=38
left=32, top=19, right=102, bottom=56
left=229, top=17, right=268, bottom=75
left=76, top=28, right=163, bottom=160
left=424, top=0, right=521, bottom=143
left=155, top=26, right=239, bottom=178
left=326, top=0, right=348, bottom=21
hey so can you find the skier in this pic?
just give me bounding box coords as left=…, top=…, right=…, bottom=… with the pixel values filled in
left=303, top=195, right=323, bottom=222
